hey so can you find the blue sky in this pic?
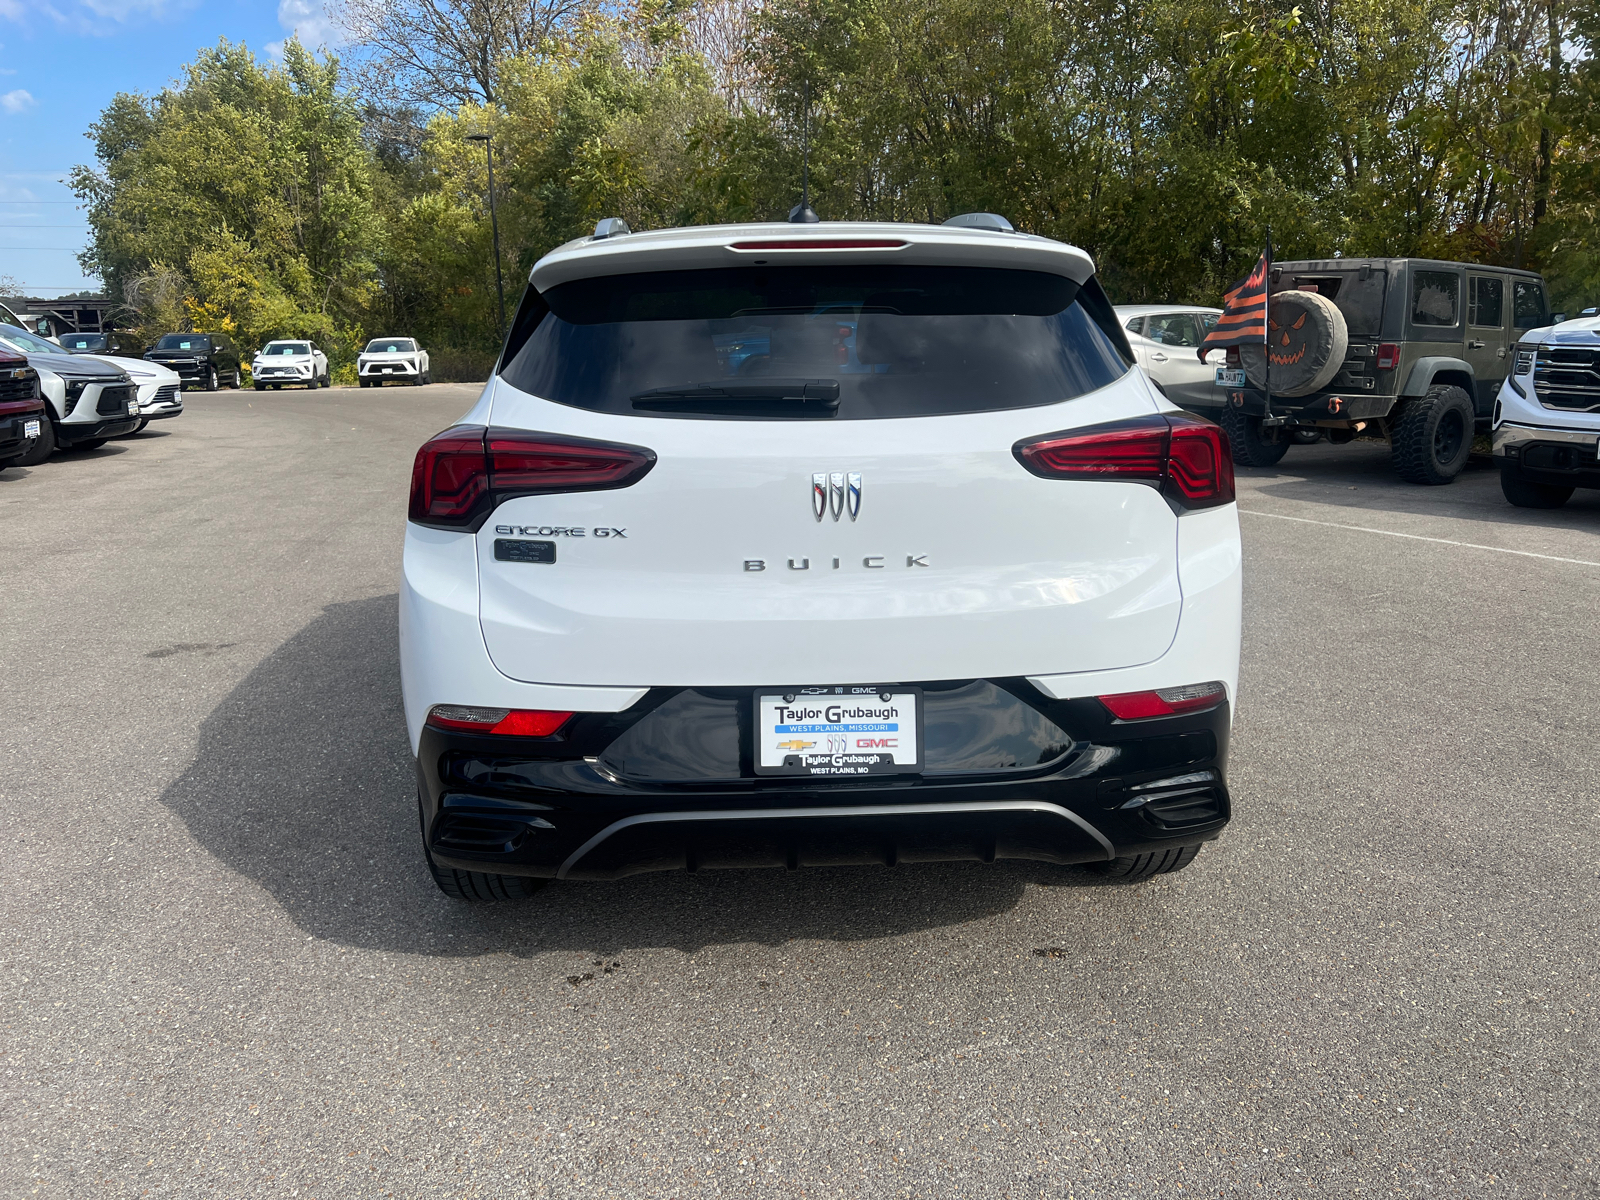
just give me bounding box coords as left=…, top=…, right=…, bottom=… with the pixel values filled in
left=0, top=0, right=335, bottom=296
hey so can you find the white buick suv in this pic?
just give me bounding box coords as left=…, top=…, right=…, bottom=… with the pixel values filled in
left=400, top=217, right=1243, bottom=900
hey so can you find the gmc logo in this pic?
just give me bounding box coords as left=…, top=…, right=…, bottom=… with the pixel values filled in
left=857, top=738, right=898, bottom=748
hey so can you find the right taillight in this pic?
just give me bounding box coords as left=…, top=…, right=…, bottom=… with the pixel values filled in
left=1099, top=682, right=1227, bottom=721
left=409, top=426, right=656, bottom=530
left=1376, top=343, right=1400, bottom=371
left=1013, top=413, right=1235, bottom=511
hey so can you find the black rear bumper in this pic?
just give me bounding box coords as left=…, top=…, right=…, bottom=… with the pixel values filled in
left=416, top=680, right=1231, bottom=880
left=1208, top=385, right=1395, bottom=422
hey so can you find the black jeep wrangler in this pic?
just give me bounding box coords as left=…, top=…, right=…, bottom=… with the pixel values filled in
left=1193, top=258, right=1551, bottom=484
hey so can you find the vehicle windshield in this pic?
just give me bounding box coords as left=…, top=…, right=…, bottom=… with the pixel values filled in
left=155, top=334, right=211, bottom=350
left=63, top=334, right=108, bottom=351
left=498, top=265, right=1129, bottom=419
left=261, top=342, right=311, bottom=356
left=0, top=324, right=66, bottom=355
left=365, top=339, right=415, bottom=353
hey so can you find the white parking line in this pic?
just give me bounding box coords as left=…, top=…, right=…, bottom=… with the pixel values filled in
left=1238, top=508, right=1600, bottom=568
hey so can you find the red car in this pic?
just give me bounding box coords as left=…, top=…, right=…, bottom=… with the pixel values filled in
left=0, top=346, right=47, bottom=471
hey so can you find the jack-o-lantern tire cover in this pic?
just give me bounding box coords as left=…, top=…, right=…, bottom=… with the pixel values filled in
left=1240, top=290, right=1348, bottom=398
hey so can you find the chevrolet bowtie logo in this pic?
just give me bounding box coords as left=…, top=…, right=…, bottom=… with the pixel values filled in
left=775, top=739, right=815, bottom=752
left=812, top=472, right=862, bottom=521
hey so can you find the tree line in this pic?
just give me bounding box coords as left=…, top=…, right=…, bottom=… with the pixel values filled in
left=72, top=0, right=1599, bottom=380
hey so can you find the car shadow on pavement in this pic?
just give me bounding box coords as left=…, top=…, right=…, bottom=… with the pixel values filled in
left=1241, top=441, right=1600, bottom=529
left=157, top=594, right=1059, bottom=959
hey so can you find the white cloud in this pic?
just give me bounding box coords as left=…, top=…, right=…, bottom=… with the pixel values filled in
left=1, top=88, right=35, bottom=114
left=267, top=0, right=338, bottom=55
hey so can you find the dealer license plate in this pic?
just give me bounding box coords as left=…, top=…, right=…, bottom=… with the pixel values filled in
left=1215, top=367, right=1246, bottom=387
left=23, top=419, right=40, bottom=438
left=754, top=687, right=923, bottom=777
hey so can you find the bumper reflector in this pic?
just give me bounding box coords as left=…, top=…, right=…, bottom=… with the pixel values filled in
left=427, top=705, right=573, bottom=737
left=1098, top=682, right=1227, bottom=721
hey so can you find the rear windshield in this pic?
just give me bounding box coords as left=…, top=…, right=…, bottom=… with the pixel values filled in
left=1285, top=272, right=1387, bottom=336
left=498, top=266, right=1130, bottom=419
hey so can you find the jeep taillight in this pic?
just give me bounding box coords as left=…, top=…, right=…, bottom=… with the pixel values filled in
left=409, top=426, right=656, bottom=531
left=1376, top=343, right=1400, bottom=371
left=1013, top=413, right=1236, bottom=510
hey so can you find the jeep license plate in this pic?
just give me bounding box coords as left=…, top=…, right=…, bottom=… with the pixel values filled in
left=23, top=419, right=40, bottom=438
left=1215, top=367, right=1246, bottom=387
left=754, top=687, right=922, bottom=777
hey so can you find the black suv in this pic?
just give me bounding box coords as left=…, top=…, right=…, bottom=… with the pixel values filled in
left=60, top=331, right=145, bottom=357
left=144, top=332, right=243, bottom=390
left=1188, top=258, right=1550, bottom=484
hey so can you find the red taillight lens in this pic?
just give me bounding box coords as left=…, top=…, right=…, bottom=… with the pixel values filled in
left=1014, top=413, right=1235, bottom=510
left=410, top=425, right=489, bottom=526
left=729, top=239, right=907, bottom=250
left=487, top=430, right=655, bottom=495
left=1225, top=346, right=1241, bottom=367
left=1166, top=417, right=1235, bottom=507
left=408, top=426, right=656, bottom=531
left=426, top=705, right=573, bottom=737
left=1376, top=343, right=1400, bottom=371
left=1015, top=420, right=1168, bottom=481
left=1098, top=682, right=1227, bottom=721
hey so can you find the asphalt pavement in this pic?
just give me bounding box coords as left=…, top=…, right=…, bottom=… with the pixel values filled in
left=2, top=386, right=1596, bottom=1197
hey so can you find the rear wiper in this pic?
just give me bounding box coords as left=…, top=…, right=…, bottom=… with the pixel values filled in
left=630, top=378, right=840, bottom=416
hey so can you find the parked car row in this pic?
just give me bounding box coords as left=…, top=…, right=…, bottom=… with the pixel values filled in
left=19, top=324, right=436, bottom=393
left=0, top=325, right=180, bottom=463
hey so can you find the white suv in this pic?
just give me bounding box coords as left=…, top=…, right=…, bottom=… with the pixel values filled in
left=400, top=218, right=1243, bottom=900
left=1493, top=315, right=1600, bottom=507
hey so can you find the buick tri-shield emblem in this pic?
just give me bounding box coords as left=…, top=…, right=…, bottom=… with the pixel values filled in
left=812, top=472, right=862, bottom=521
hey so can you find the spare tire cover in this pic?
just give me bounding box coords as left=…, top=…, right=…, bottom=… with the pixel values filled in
left=1241, top=290, right=1348, bottom=397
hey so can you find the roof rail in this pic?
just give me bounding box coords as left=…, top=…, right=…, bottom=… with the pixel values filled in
left=942, top=212, right=1015, bottom=233
left=592, top=217, right=631, bottom=240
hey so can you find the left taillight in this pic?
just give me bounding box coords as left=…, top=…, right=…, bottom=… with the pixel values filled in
left=1013, top=412, right=1235, bottom=510
left=409, top=426, right=656, bottom=531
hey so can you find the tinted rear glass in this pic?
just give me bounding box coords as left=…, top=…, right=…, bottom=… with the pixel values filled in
left=1284, top=273, right=1386, bottom=336
left=498, top=266, right=1129, bottom=419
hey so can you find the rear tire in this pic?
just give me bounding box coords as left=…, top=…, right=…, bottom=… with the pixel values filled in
left=1391, top=385, right=1474, bottom=484
left=1217, top=403, right=1289, bottom=467
left=427, top=855, right=547, bottom=901
left=1500, top=467, right=1573, bottom=509
left=1083, top=843, right=1203, bottom=883
left=17, top=416, right=56, bottom=465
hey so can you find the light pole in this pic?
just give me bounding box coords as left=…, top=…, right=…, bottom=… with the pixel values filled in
left=465, top=132, right=507, bottom=346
